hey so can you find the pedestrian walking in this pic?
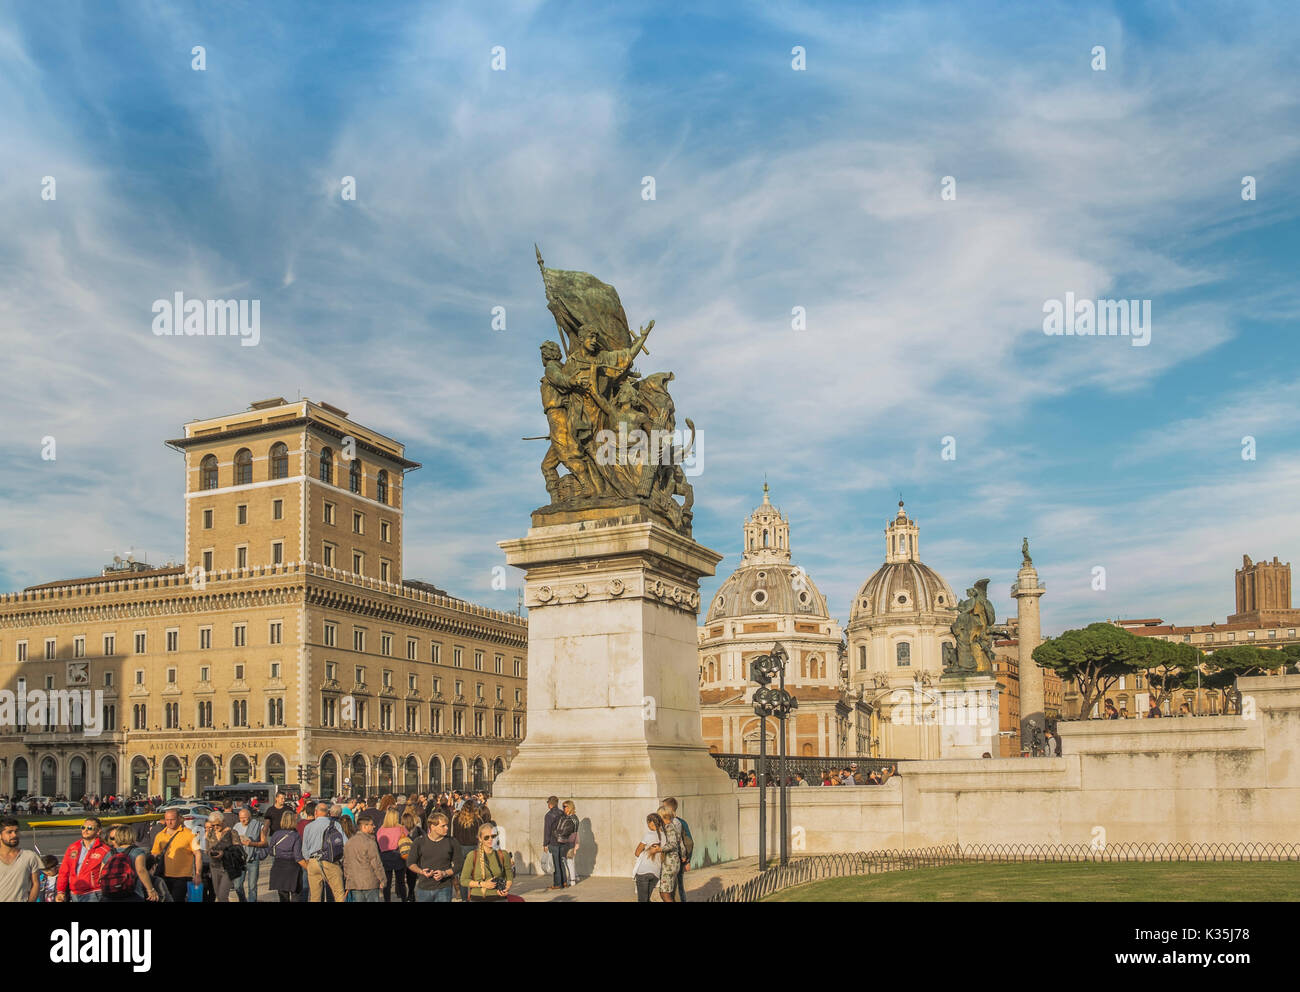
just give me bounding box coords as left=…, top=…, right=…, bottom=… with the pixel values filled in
left=633, top=812, right=665, bottom=903
left=0, top=817, right=42, bottom=902
left=302, top=801, right=347, bottom=902
left=377, top=808, right=408, bottom=902
left=56, top=817, right=111, bottom=902
left=205, top=811, right=242, bottom=902
left=233, top=806, right=268, bottom=902
left=150, top=808, right=202, bottom=903
left=451, top=801, right=482, bottom=900
left=406, top=811, right=456, bottom=903
left=268, top=817, right=306, bottom=903
left=344, top=816, right=386, bottom=902
left=99, top=824, right=156, bottom=902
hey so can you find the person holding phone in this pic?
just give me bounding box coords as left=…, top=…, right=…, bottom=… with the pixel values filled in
left=405, top=811, right=456, bottom=902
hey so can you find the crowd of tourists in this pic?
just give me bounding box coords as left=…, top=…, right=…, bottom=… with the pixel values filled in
left=0, top=790, right=524, bottom=903
left=736, top=763, right=899, bottom=787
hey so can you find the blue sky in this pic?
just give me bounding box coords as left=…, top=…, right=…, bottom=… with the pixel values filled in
left=1, top=1, right=1298, bottom=635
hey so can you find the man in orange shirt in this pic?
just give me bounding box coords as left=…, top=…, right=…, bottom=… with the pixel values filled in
left=150, top=808, right=202, bottom=903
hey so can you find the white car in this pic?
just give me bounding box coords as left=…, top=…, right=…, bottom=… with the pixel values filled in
left=50, top=802, right=87, bottom=817
left=16, top=796, right=51, bottom=813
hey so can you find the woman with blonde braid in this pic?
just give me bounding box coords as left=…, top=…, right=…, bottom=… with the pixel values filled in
left=459, top=822, right=514, bottom=902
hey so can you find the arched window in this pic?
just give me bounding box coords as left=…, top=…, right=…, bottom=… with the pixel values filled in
left=896, top=642, right=911, bottom=667
left=98, top=756, right=116, bottom=797
left=379, top=755, right=395, bottom=793
left=377, top=470, right=389, bottom=505
left=403, top=756, right=419, bottom=793
left=234, top=448, right=253, bottom=486
left=492, top=758, right=504, bottom=780
left=13, top=756, right=28, bottom=796
left=319, top=447, right=333, bottom=484
left=69, top=757, right=86, bottom=800
left=763, top=529, right=768, bottom=547
left=472, top=757, right=486, bottom=791
left=451, top=757, right=465, bottom=791
left=266, top=753, right=286, bottom=786
left=195, top=755, right=216, bottom=792
left=40, top=756, right=57, bottom=795
left=350, top=754, right=366, bottom=796
left=200, top=454, right=219, bottom=490
left=270, top=442, right=289, bottom=479
left=130, top=757, right=149, bottom=796
left=320, top=754, right=337, bottom=798
left=429, top=756, right=443, bottom=793
left=230, top=754, right=251, bottom=784
left=349, top=459, right=361, bottom=494
left=162, top=756, right=181, bottom=800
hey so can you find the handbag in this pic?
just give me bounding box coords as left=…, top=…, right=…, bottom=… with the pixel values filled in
left=186, top=881, right=204, bottom=902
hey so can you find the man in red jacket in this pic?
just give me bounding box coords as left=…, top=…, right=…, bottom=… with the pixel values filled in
left=56, top=817, right=111, bottom=902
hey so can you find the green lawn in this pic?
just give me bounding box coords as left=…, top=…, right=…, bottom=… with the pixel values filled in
left=764, top=861, right=1300, bottom=902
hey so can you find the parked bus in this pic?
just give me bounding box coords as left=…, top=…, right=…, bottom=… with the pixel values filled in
left=202, top=781, right=301, bottom=809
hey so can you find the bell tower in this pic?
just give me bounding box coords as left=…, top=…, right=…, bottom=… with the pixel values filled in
left=885, top=500, right=920, bottom=564
left=742, top=482, right=791, bottom=564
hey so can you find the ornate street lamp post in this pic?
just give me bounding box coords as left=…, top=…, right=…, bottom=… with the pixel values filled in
left=751, top=643, right=798, bottom=868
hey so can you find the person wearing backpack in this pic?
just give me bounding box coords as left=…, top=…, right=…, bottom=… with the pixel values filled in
left=302, top=801, right=347, bottom=902
left=233, top=806, right=267, bottom=903
left=268, top=819, right=307, bottom=903
left=100, top=824, right=158, bottom=902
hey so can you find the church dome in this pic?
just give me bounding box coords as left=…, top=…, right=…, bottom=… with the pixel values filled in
left=707, top=562, right=830, bottom=622
left=849, top=500, right=956, bottom=623
left=850, top=560, right=955, bottom=621
left=705, top=483, right=830, bottom=622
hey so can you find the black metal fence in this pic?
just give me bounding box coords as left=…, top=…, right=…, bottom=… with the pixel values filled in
left=711, top=753, right=899, bottom=784
left=707, top=842, right=1300, bottom=903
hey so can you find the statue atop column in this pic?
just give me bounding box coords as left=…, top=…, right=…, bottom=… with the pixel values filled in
left=531, top=246, right=695, bottom=534
left=942, top=578, right=997, bottom=677
left=1021, top=537, right=1032, bottom=567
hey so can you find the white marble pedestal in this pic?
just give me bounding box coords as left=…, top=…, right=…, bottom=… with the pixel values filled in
left=936, top=675, right=1000, bottom=759
left=490, top=505, right=740, bottom=878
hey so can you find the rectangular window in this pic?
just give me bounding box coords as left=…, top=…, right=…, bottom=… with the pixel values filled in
left=381, top=520, right=391, bottom=543
left=270, top=661, right=281, bottom=679
left=234, top=664, right=245, bottom=680
left=44, top=638, right=56, bottom=660
left=356, top=699, right=368, bottom=729
left=433, top=677, right=442, bottom=694
left=132, top=632, right=146, bottom=654
left=324, top=623, right=337, bottom=647
left=406, top=705, right=418, bottom=733
left=454, top=647, right=463, bottom=668
left=380, top=703, right=393, bottom=732
left=496, top=685, right=503, bottom=703
left=453, top=711, right=464, bottom=735
left=494, top=714, right=503, bottom=737
left=104, top=634, right=116, bottom=656
left=134, top=669, right=144, bottom=685
left=236, top=545, right=248, bottom=569
left=166, top=629, right=179, bottom=652
left=353, top=511, right=364, bottom=534
left=272, top=498, right=283, bottom=520
left=324, top=502, right=335, bottom=525
left=408, top=673, right=418, bottom=691
left=474, top=650, right=484, bottom=671
left=355, top=665, right=365, bottom=685
left=431, top=643, right=441, bottom=665
left=74, top=636, right=85, bottom=658
left=431, top=708, right=442, bottom=734
left=513, top=715, right=522, bottom=738
left=381, top=633, right=393, bottom=656
left=322, top=696, right=337, bottom=727
left=325, top=661, right=337, bottom=681
left=475, top=682, right=484, bottom=700
left=474, top=712, right=484, bottom=736
left=513, top=658, right=522, bottom=677
left=1269, top=629, right=1277, bottom=639
left=858, top=644, right=867, bottom=670
left=237, top=504, right=248, bottom=525
left=200, top=666, right=210, bottom=682
left=1248, top=630, right=1256, bottom=639
left=267, top=698, right=283, bottom=727
left=455, top=680, right=463, bottom=697
left=353, top=628, right=365, bottom=652
left=1228, top=632, right=1236, bottom=641
left=383, top=669, right=393, bottom=688
left=272, top=541, right=284, bottom=565
left=234, top=624, right=247, bottom=647
left=323, top=543, right=335, bottom=567
left=515, top=688, right=522, bottom=704
left=494, top=654, right=503, bottom=674
left=197, top=701, right=212, bottom=729
left=203, top=508, right=214, bottom=529
left=407, top=638, right=417, bottom=661
left=380, top=560, right=390, bottom=582
left=166, top=667, right=177, bottom=684
left=270, top=621, right=283, bottom=645
left=199, top=627, right=212, bottom=650
left=353, top=551, right=363, bottom=574
left=202, top=549, right=213, bottom=573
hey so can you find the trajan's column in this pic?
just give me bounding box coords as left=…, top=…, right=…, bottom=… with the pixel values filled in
left=490, top=249, right=738, bottom=876
left=1012, top=539, right=1046, bottom=751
